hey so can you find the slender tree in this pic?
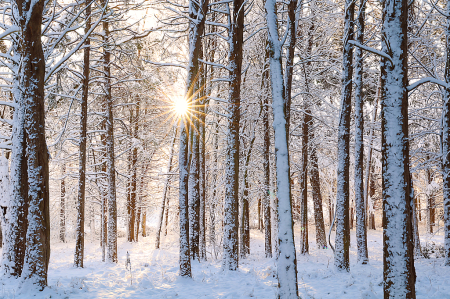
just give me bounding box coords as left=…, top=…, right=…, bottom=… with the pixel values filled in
left=335, top=0, right=354, bottom=271
left=444, top=0, right=450, bottom=266
left=60, top=163, right=66, bottom=243
left=156, top=126, right=177, bottom=249
left=354, top=0, right=368, bottom=264
left=74, top=0, right=91, bottom=267
left=262, top=44, right=272, bottom=258
left=101, top=0, right=118, bottom=263
left=265, top=0, right=299, bottom=295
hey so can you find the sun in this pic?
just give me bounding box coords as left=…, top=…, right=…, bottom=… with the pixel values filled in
left=172, top=96, right=188, bottom=117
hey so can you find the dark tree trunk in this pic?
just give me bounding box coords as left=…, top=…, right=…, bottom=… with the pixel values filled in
left=443, top=0, right=450, bottom=266
left=60, top=163, right=66, bottom=243
left=179, top=0, right=209, bottom=277
left=299, top=19, right=314, bottom=255
left=188, top=113, right=200, bottom=260
left=223, top=0, right=244, bottom=270
left=354, top=0, right=368, bottom=264
left=142, top=209, right=147, bottom=237
left=426, top=166, right=435, bottom=234
left=299, top=107, right=310, bottom=255
left=74, top=1, right=91, bottom=267
left=335, top=0, right=354, bottom=271
left=12, top=0, right=51, bottom=288
left=310, top=139, right=327, bottom=249
left=199, top=52, right=207, bottom=261
left=101, top=3, right=118, bottom=263
left=262, top=44, right=272, bottom=258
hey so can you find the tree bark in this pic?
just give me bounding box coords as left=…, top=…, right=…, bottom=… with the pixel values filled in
left=354, top=0, right=368, bottom=264
left=156, top=126, right=177, bottom=249
left=262, top=44, right=272, bottom=258
left=443, top=0, right=450, bottom=266
left=14, top=0, right=50, bottom=288
left=310, top=136, right=327, bottom=249
left=381, top=0, right=416, bottom=294
left=101, top=4, right=118, bottom=263
left=223, top=0, right=244, bottom=270
left=179, top=0, right=209, bottom=277
left=188, top=113, right=200, bottom=260
left=60, top=163, right=66, bottom=244
left=265, top=0, right=299, bottom=295
left=335, top=0, right=354, bottom=272
left=426, top=166, right=435, bottom=234
left=74, top=1, right=91, bottom=267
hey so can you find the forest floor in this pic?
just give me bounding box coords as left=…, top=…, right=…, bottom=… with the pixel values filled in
left=1, top=224, right=449, bottom=298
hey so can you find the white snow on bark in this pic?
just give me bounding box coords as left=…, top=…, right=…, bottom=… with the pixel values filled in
left=265, top=0, right=298, bottom=296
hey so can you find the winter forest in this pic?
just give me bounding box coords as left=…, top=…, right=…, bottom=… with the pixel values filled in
left=2, top=0, right=450, bottom=297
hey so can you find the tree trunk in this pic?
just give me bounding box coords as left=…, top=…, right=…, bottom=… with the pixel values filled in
left=209, top=120, right=219, bottom=259
left=74, top=1, right=91, bottom=267
left=179, top=0, right=209, bottom=277
left=411, top=183, right=422, bottom=257
left=223, top=0, right=244, bottom=271
left=354, top=0, right=368, bottom=264
left=364, top=79, right=380, bottom=230
left=127, top=105, right=138, bottom=243
left=310, top=139, right=327, bottom=249
left=299, top=18, right=314, bottom=255
left=2, top=6, right=29, bottom=280
left=335, top=0, right=354, bottom=272
left=60, top=163, right=66, bottom=243
left=102, top=4, right=118, bottom=263
left=381, top=0, right=416, bottom=294
left=426, top=166, right=435, bottom=234
left=15, top=0, right=50, bottom=288
left=262, top=44, right=272, bottom=258
left=443, top=0, right=450, bottom=266
left=188, top=113, right=200, bottom=260
left=156, top=126, right=177, bottom=249
left=142, top=209, right=147, bottom=237
left=199, top=51, right=207, bottom=261
left=135, top=207, right=141, bottom=242
left=265, top=0, right=299, bottom=295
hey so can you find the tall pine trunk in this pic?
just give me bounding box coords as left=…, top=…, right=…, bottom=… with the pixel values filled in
left=101, top=4, right=118, bottom=263
left=262, top=45, right=272, bottom=258
left=223, top=0, right=244, bottom=270
left=443, top=0, right=450, bottom=266
left=354, top=0, right=368, bottom=264
left=179, top=0, right=209, bottom=277
left=60, top=163, right=66, bottom=243
left=335, top=0, right=354, bottom=271
left=381, top=0, right=416, bottom=294
left=310, top=134, right=327, bottom=249
left=74, top=1, right=91, bottom=267
left=265, top=0, right=299, bottom=296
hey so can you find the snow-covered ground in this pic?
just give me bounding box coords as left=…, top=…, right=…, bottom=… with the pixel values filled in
left=1, top=225, right=449, bottom=298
